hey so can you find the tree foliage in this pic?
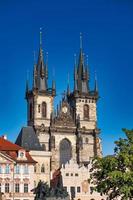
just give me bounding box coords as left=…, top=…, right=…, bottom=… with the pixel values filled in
left=91, top=129, right=133, bottom=200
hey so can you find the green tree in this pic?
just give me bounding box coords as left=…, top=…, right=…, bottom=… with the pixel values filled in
left=91, top=129, right=133, bottom=200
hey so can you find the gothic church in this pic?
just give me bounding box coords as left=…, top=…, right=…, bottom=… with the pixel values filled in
left=16, top=33, right=102, bottom=171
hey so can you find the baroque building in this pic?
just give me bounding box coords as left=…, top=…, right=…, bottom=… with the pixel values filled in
left=16, top=32, right=102, bottom=185
left=0, top=136, right=36, bottom=200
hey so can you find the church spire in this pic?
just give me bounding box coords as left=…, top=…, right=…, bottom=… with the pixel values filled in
left=74, top=54, right=78, bottom=92
left=94, top=71, right=98, bottom=93
left=35, top=28, right=48, bottom=92
left=52, top=79, right=56, bottom=96
left=25, top=70, right=29, bottom=99
left=67, top=73, right=70, bottom=96
left=75, top=33, right=89, bottom=94
left=33, top=51, right=38, bottom=89
left=80, top=32, right=83, bottom=51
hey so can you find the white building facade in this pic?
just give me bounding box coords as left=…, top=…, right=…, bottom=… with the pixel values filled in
left=0, top=137, right=36, bottom=200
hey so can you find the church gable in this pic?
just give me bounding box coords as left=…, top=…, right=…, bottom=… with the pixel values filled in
left=53, top=99, right=75, bottom=128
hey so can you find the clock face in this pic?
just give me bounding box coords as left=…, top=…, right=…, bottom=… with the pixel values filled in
left=62, top=106, right=68, bottom=113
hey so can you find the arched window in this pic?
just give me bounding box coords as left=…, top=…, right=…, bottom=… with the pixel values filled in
left=30, top=103, right=32, bottom=120
left=60, top=138, right=72, bottom=166
left=84, top=104, right=89, bottom=119
left=42, top=102, right=47, bottom=118
left=41, top=164, right=45, bottom=173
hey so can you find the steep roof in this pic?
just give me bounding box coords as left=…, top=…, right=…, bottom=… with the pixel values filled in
left=0, top=137, right=23, bottom=151
left=0, top=136, right=36, bottom=164
left=15, top=126, right=43, bottom=151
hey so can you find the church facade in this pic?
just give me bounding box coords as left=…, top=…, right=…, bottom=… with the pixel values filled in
left=16, top=32, right=102, bottom=176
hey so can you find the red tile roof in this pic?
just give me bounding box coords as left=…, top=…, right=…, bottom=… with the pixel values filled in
left=0, top=137, right=23, bottom=151
left=0, top=137, right=36, bottom=164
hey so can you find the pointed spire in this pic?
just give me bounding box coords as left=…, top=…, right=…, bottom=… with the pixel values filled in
left=77, top=33, right=84, bottom=81
left=40, top=27, right=42, bottom=47
left=86, top=55, right=89, bottom=81
left=80, top=32, right=83, bottom=50
left=52, top=79, right=56, bottom=96
left=45, top=52, right=48, bottom=79
left=82, top=53, right=86, bottom=80
left=33, top=51, right=38, bottom=89
left=74, top=54, right=78, bottom=91
left=94, top=71, right=98, bottom=93
left=25, top=70, right=29, bottom=98
left=67, top=73, right=70, bottom=96
left=38, top=28, right=45, bottom=78
left=26, top=79, right=29, bottom=94
left=57, top=104, right=59, bottom=116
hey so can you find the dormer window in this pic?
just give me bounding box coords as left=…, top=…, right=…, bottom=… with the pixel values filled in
left=20, top=152, right=24, bottom=158
left=18, top=150, right=26, bottom=160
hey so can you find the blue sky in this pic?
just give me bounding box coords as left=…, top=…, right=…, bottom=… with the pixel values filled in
left=0, top=0, right=133, bottom=155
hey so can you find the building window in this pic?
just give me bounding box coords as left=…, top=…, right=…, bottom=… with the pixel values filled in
left=38, top=104, right=40, bottom=113
left=15, top=165, right=20, bottom=174
left=64, top=187, right=67, bottom=192
left=75, top=173, right=78, bottom=176
left=66, top=173, right=69, bottom=176
left=5, top=183, right=9, bottom=193
left=5, top=164, right=10, bottom=174
left=42, top=102, right=47, bottom=118
left=41, top=164, right=45, bottom=173
left=15, top=184, right=19, bottom=193
left=84, top=104, right=89, bottom=119
left=71, top=173, right=73, bottom=176
left=0, top=165, right=2, bottom=174
left=24, top=165, right=29, bottom=174
left=24, top=184, right=28, bottom=193
left=77, top=187, right=80, bottom=193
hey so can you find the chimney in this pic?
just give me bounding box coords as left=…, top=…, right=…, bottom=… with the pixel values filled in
left=2, top=135, right=7, bottom=140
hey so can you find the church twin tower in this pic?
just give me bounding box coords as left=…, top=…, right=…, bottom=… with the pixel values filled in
left=25, top=32, right=102, bottom=170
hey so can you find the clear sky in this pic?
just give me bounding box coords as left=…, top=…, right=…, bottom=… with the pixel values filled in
left=0, top=0, right=133, bottom=155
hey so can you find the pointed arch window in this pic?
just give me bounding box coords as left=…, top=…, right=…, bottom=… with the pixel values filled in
left=42, top=102, right=47, bottom=118
left=41, top=164, right=45, bottom=173
left=84, top=104, right=89, bottom=119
